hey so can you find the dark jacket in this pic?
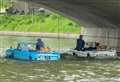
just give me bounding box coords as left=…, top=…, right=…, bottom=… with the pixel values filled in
left=36, top=41, right=44, bottom=50
left=75, top=38, right=85, bottom=51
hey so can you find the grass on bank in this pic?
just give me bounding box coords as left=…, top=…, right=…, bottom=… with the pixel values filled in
left=0, top=13, right=81, bottom=34
left=0, top=0, right=11, bottom=8
left=0, top=0, right=82, bottom=34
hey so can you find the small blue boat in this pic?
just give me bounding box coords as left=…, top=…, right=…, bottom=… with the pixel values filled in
left=6, top=42, right=61, bottom=61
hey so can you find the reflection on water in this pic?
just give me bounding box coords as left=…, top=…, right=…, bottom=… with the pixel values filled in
left=0, top=36, right=120, bottom=82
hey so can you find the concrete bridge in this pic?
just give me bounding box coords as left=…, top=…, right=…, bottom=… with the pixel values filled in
left=13, top=0, right=120, bottom=50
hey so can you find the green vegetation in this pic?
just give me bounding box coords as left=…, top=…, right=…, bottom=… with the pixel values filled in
left=0, top=14, right=81, bottom=33
left=0, top=0, right=82, bottom=34
left=0, top=0, right=11, bottom=8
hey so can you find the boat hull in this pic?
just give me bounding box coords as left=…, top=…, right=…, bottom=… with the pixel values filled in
left=6, top=49, right=60, bottom=61
left=62, top=50, right=118, bottom=59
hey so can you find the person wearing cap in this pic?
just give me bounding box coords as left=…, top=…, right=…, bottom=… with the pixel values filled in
left=36, top=38, right=45, bottom=51
left=75, top=35, right=85, bottom=51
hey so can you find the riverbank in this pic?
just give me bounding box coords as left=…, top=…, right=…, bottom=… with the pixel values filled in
left=0, top=14, right=81, bottom=33
left=0, top=31, right=79, bottom=39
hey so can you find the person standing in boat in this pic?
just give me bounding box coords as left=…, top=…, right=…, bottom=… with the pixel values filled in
left=36, top=38, right=45, bottom=51
left=75, top=35, right=85, bottom=51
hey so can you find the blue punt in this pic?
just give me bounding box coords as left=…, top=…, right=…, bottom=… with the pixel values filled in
left=6, top=49, right=61, bottom=61
left=5, top=42, right=61, bottom=61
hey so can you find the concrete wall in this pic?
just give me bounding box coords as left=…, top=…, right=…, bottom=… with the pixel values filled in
left=81, top=27, right=120, bottom=51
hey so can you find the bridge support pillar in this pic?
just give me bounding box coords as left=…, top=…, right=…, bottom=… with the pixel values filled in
left=81, top=27, right=120, bottom=51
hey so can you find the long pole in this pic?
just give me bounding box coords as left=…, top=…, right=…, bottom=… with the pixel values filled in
left=58, top=15, right=60, bottom=51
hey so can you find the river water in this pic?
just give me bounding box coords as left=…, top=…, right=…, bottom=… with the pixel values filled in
left=0, top=36, right=120, bottom=82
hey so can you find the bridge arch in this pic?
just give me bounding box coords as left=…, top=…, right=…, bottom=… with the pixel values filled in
left=11, top=0, right=120, bottom=51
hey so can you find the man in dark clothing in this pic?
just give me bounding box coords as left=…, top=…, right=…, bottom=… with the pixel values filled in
left=75, top=35, right=85, bottom=51
left=36, top=38, right=45, bottom=50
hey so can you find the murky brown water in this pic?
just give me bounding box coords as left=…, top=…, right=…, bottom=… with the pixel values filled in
left=0, top=36, right=120, bottom=82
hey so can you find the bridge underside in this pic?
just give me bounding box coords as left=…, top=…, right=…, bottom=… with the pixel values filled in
left=14, top=0, right=120, bottom=50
